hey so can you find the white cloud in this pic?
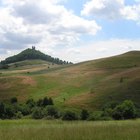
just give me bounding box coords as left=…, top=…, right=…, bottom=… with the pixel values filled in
left=81, top=0, right=124, bottom=19
left=53, top=39, right=140, bottom=63
left=0, top=0, right=101, bottom=58
left=81, top=0, right=140, bottom=22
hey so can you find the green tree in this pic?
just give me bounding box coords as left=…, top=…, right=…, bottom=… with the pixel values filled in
left=48, top=97, right=53, bottom=105
left=113, top=100, right=136, bottom=120
left=62, top=111, right=78, bottom=120
left=44, top=106, right=59, bottom=118
left=10, top=97, right=18, bottom=104
left=81, top=109, right=89, bottom=120
left=32, top=107, right=43, bottom=119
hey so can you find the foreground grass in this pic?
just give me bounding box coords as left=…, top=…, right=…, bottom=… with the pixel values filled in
left=0, top=119, right=140, bottom=140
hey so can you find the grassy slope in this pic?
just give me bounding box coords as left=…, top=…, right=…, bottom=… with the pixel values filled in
left=0, top=119, right=140, bottom=140
left=0, top=51, right=139, bottom=110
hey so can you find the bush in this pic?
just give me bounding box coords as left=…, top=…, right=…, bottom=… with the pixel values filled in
left=88, top=111, right=104, bottom=121
left=0, top=102, right=5, bottom=119
left=18, top=104, right=31, bottom=115
left=32, top=107, right=43, bottom=119
left=113, top=100, right=136, bottom=120
left=26, top=99, right=36, bottom=108
left=43, top=106, right=59, bottom=118
left=48, top=98, right=53, bottom=105
left=42, top=97, right=48, bottom=106
left=14, top=111, right=23, bottom=119
left=37, top=99, right=43, bottom=107
left=62, top=111, right=78, bottom=120
left=10, top=97, right=18, bottom=104
left=4, top=104, right=16, bottom=119
left=80, top=109, right=89, bottom=120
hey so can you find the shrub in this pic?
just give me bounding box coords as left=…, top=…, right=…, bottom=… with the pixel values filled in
left=48, top=98, right=53, bottom=105
left=26, top=99, right=36, bottom=108
left=43, top=106, right=59, bottom=118
left=14, top=111, right=23, bottom=119
left=80, top=109, right=89, bottom=120
left=37, top=99, right=43, bottom=107
left=42, top=97, right=48, bottom=106
left=4, top=104, right=16, bottom=119
left=0, top=102, right=5, bottom=119
left=113, top=100, right=136, bottom=120
left=62, top=111, right=78, bottom=120
left=32, top=107, right=43, bottom=119
left=10, top=97, right=18, bottom=104
left=88, top=111, right=103, bottom=121
left=18, top=104, right=31, bottom=115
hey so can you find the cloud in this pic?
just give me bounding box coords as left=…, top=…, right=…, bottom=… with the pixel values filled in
left=81, top=0, right=140, bottom=22
left=0, top=0, right=101, bottom=57
left=53, top=39, right=140, bottom=63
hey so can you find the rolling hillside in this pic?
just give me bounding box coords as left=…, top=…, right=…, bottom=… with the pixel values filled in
left=0, top=51, right=139, bottom=111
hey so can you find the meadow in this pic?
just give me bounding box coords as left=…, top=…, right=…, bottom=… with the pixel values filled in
left=0, top=119, right=140, bottom=140
left=0, top=51, right=140, bottom=111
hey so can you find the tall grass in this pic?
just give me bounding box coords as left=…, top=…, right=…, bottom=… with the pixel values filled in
left=0, top=119, right=140, bottom=140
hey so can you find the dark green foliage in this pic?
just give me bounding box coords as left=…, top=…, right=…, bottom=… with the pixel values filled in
left=4, top=104, right=16, bottom=119
left=42, top=97, right=48, bottom=106
left=62, top=111, right=78, bottom=120
left=48, top=98, right=53, bottom=105
left=32, top=107, right=44, bottom=119
left=14, top=111, right=23, bottom=119
left=17, top=104, right=31, bottom=116
left=112, top=100, right=136, bottom=120
left=0, top=64, right=9, bottom=69
left=37, top=97, right=53, bottom=107
left=43, top=106, right=59, bottom=118
left=0, top=102, right=5, bottom=119
left=1, top=48, right=72, bottom=65
left=88, top=111, right=104, bottom=121
left=37, top=99, right=43, bottom=107
left=81, top=109, right=89, bottom=120
left=10, top=97, right=18, bottom=104
left=26, top=99, right=36, bottom=108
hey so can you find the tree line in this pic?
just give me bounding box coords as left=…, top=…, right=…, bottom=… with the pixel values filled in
left=0, top=97, right=139, bottom=120
left=1, top=48, right=72, bottom=65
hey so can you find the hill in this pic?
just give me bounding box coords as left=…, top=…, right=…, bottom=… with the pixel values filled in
left=0, top=51, right=139, bottom=111
left=0, top=47, right=72, bottom=65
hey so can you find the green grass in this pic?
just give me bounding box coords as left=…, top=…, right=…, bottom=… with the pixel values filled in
left=0, top=119, right=140, bottom=140
left=0, top=51, right=139, bottom=110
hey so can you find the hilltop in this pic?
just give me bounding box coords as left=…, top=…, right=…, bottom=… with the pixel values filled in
left=1, top=46, right=72, bottom=65
left=0, top=51, right=139, bottom=111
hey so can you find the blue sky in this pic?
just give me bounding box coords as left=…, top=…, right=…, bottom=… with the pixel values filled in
left=0, top=0, right=140, bottom=62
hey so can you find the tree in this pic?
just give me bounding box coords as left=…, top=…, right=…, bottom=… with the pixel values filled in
left=32, top=107, right=43, bottom=119
left=37, top=99, right=43, bottom=107
left=44, top=106, right=59, bottom=118
left=43, top=97, right=48, bottom=106
left=0, top=102, right=5, bottom=119
left=26, top=99, right=36, bottom=108
left=113, top=100, right=136, bottom=120
left=11, top=97, right=18, bottom=104
left=48, top=97, right=53, bottom=105
left=81, top=109, right=89, bottom=120
left=62, top=111, right=78, bottom=120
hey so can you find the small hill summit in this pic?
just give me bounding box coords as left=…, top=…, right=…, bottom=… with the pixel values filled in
left=1, top=46, right=72, bottom=65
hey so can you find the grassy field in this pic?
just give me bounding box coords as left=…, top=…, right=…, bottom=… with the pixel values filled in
left=0, top=119, right=139, bottom=140
left=0, top=51, right=140, bottom=110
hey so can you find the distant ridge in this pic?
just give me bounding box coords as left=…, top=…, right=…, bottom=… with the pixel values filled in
left=1, top=47, right=72, bottom=65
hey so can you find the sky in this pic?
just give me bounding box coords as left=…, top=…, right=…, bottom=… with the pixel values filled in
left=0, top=0, right=140, bottom=63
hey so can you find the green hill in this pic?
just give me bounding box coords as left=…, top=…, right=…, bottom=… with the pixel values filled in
left=0, top=51, right=139, bottom=111
left=1, top=47, right=72, bottom=65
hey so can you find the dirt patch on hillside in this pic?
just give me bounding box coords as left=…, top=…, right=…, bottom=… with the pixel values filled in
left=65, top=93, right=95, bottom=108
left=15, top=76, right=36, bottom=86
